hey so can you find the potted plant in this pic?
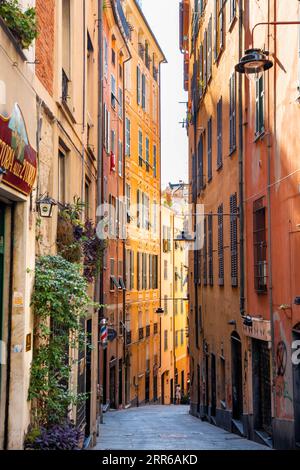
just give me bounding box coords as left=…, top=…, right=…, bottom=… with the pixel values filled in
left=0, top=0, right=38, bottom=49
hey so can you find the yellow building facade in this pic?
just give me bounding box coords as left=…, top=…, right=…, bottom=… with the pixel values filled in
left=123, top=0, right=166, bottom=406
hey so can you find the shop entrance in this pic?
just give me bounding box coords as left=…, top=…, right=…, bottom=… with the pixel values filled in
left=292, top=324, right=300, bottom=447
left=0, top=204, right=5, bottom=390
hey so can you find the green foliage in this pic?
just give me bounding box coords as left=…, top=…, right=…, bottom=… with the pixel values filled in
left=0, top=0, right=38, bottom=49
left=57, top=197, right=105, bottom=282
left=28, top=255, right=91, bottom=427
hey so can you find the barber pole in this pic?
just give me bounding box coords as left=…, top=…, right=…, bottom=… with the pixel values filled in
left=100, top=319, right=108, bottom=348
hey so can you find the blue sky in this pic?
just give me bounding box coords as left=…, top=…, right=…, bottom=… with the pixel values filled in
left=141, top=0, right=188, bottom=189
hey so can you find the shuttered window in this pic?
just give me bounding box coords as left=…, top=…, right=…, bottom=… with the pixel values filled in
left=230, top=193, right=238, bottom=287
left=137, top=66, right=141, bottom=105
left=214, top=0, right=225, bottom=61
left=218, top=204, right=224, bottom=286
left=207, top=16, right=212, bottom=81
left=142, top=73, right=146, bottom=109
left=229, top=72, right=237, bottom=154
left=203, top=217, right=207, bottom=286
left=256, top=76, right=264, bottom=136
left=197, top=133, right=204, bottom=193
left=203, top=30, right=207, bottom=90
left=217, top=97, right=223, bottom=169
left=230, top=0, right=237, bottom=23
left=253, top=198, right=267, bottom=292
left=207, top=117, right=212, bottom=181
left=192, top=154, right=197, bottom=202
left=199, top=43, right=203, bottom=100
left=208, top=213, right=213, bottom=286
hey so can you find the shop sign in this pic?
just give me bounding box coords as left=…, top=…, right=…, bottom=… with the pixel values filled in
left=0, top=104, right=37, bottom=196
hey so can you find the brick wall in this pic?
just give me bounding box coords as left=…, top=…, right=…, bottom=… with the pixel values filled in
left=35, top=0, right=55, bottom=96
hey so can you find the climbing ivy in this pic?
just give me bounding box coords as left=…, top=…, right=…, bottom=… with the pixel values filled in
left=28, top=255, right=92, bottom=427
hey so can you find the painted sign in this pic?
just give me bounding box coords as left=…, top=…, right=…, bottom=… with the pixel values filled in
left=243, top=318, right=271, bottom=342
left=0, top=104, right=37, bottom=196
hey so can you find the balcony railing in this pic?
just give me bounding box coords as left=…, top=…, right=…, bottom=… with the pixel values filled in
left=146, top=325, right=151, bottom=337
left=139, top=327, right=144, bottom=341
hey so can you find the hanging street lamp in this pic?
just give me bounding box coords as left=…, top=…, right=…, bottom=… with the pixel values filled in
left=235, top=48, right=273, bottom=81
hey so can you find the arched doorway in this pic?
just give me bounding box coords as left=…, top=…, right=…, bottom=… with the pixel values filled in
left=292, top=323, right=300, bottom=447
left=231, top=332, right=243, bottom=422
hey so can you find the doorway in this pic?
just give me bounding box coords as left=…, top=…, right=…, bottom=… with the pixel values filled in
left=170, top=378, right=174, bottom=404
left=231, top=332, right=243, bottom=421
left=109, top=364, right=116, bottom=409
left=292, top=325, right=300, bottom=447
left=0, top=204, right=4, bottom=391
left=145, top=372, right=150, bottom=403
left=211, top=354, right=216, bottom=417
left=118, top=359, right=123, bottom=407
left=161, top=373, right=165, bottom=404
left=252, top=339, right=272, bottom=436
left=205, top=354, right=209, bottom=416
left=85, top=319, right=92, bottom=437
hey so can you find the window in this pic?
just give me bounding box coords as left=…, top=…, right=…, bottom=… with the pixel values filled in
left=153, top=200, right=157, bottom=235
left=175, top=331, right=179, bottom=348
left=126, top=183, right=131, bottom=222
left=153, top=255, right=158, bottom=289
left=137, top=189, right=141, bottom=228
left=145, top=137, right=150, bottom=172
left=130, top=251, right=135, bottom=290
left=207, top=15, right=212, bottom=81
left=197, top=133, right=204, bottom=192
left=125, top=117, right=131, bottom=156
left=220, top=358, right=226, bottom=405
left=203, top=30, right=207, bottom=90
left=174, top=300, right=178, bottom=316
left=164, top=330, right=168, bottom=351
left=164, top=295, right=168, bottom=314
left=138, top=130, right=143, bottom=166
left=199, top=43, right=203, bottom=100
left=230, top=193, right=238, bottom=287
left=208, top=213, right=213, bottom=286
left=217, top=97, right=223, bottom=169
left=192, top=154, right=197, bottom=202
left=111, top=129, right=116, bottom=155
left=229, top=73, right=236, bottom=153
left=103, top=36, right=108, bottom=78
left=153, top=144, right=157, bottom=177
left=142, top=253, right=147, bottom=289
left=164, top=260, right=168, bottom=280
left=103, top=104, right=111, bottom=153
left=214, top=0, right=225, bottom=61
left=207, top=117, right=212, bottom=181
left=118, top=88, right=123, bottom=119
left=203, top=217, right=207, bottom=286
left=256, top=76, right=264, bottom=136
left=181, top=329, right=184, bottom=345
left=111, top=74, right=117, bottom=109
left=218, top=204, right=224, bottom=286
left=85, top=179, right=90, bottom=219
left=118, top=140, right=123, bottom=177
left=62, top=0, right=71, bottom=79
left=112, top=47, right=116, bottom=66
left=137, top=66, right=141, bottom=105
left=253, top=198, right=267, bottom=292
left=230, top=0, right=237, bottom=24
left=137, top=252, right=142, bottom=290
left=58, top=150, right=66, bottom=204
left=142, top=73, right=146, bottom=109
left=110, top=258, right=119, bottom=291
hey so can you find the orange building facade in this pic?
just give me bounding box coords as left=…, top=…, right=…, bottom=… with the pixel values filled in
left=182, top=0, right=300, bottom=449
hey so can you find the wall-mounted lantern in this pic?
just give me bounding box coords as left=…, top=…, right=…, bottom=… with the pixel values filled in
left=36, top=194, right=57, bottom=218
left=235, top=48, right=273, bottom=81
left=155, top=307, right=164, bottom=315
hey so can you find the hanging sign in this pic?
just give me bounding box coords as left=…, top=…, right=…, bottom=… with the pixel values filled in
left=0, top=104, right=37, bottom=196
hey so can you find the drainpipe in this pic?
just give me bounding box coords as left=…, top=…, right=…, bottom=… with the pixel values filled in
left=238, top=0, right=245, bottom=317
left=4, top=203, right=15, bottom=450
left=122, top=52, right=131, bottom=407
left=96, top=0, right=104, bottom=425
left=82, top=0, right=86, bottom=205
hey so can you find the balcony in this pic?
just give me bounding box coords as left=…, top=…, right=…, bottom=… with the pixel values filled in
left=139, top=327, right=144, bottom=341
left=154, top=323, right=158, bottom=335
left=126, top=331, right=132, bottom=345
left=146, top=325, right=151, bottom=337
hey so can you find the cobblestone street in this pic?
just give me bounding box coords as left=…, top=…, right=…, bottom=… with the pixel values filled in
left=95, top=405, right=269, bottom=450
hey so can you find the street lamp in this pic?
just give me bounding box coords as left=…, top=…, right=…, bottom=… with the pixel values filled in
left=235, top=48, right=273, bottom=81
left=36, top=194, right=57, bottom=218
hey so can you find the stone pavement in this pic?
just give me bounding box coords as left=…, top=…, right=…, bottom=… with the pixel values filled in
left=94, top=405, right=269, bottom=450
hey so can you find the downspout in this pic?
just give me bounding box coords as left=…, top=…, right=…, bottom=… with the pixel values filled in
left=3, top=204, right=15, bottom=450
left=96, top=0, right=104, bottom=423
left=238, top=0, right=245, bottom=316
left=267, top=0, right=276, bottom=430
left=82, top=0, right=86, bottom=205
left=122, top=52, right=131, bottom=407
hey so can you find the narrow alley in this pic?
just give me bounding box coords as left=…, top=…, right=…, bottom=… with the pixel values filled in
left=95, top=406, right=269, bottom=451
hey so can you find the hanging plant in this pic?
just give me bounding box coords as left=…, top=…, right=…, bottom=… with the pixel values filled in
left=57, top=197, right=105, bottom=283
left=0, top=0, right=38, bottom=49
left=28, top=255, right=92, bottom=428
